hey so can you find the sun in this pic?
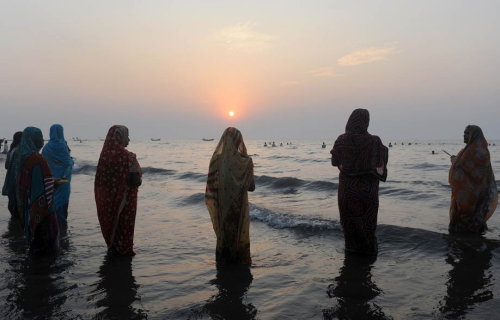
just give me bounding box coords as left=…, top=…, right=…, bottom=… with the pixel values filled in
left=229, top=111, right=235, bottom=117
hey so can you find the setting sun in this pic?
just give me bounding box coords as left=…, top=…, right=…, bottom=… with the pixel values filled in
left=229, top=111, right=235, bottom=117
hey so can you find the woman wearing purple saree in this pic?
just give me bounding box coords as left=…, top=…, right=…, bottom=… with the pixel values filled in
left=330, top=109, right=388, bottom=255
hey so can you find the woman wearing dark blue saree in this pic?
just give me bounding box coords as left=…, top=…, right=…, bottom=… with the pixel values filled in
left=42, top=124, right=74, bottom=222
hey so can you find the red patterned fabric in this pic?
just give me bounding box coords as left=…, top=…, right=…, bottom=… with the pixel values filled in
left=331, top=109, right=388, bottom=255
left=95, top=125, right=142, bottom=255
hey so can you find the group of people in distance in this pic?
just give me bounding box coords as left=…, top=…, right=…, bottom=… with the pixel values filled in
left=1, top=109, right=498, bottom=264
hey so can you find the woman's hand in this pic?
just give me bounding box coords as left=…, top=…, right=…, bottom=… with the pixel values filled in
left=450, top=155, right=457, bottom=163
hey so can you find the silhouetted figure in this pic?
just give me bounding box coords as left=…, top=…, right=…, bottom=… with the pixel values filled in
left=330, top=109, right=388, bottom=255
left=88, top=254, right=147, bottom=319
left=323, top=254, right=391, bottom=319
left=206, top=128, right=255, bottom=265
left=95, top=125, right=142, bottom=256
left=448, top=125, right=497, bottom=233
left=438, top=235, right=499, bottom=319
left=203, top=265, right=257, bottom=319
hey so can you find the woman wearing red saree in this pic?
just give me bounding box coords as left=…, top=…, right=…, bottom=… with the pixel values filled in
left=205, top=127, right=255, bottom=265
left=331, top=109, right=388, bottom=255
left=95, top=125, right=142, bottom=256
left=448, top=125, right=498, bottom=233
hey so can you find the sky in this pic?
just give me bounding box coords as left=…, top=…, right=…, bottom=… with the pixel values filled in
left=1, top=0, right=499, bottom=141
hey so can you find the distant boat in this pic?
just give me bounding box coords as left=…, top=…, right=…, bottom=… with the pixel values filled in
left=202, top=138, right=214, bottom=141
left=151, top=138, right=161, bottom=141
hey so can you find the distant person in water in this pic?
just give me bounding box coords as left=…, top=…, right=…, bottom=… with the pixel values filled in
left=448, top=125, right=498, bottom=233
left=2, top=131, right=22, bottom=217
left=16, top=127, right=61, bottom=253
left=95, top=125, right=142, bottom=256
left=42, top=124, right=74, bottom=222
left=2, top=140, right=8, bottom=153
left=206, top=127, right=255, bottom=265
left=331, top=109, right=388, bottom=255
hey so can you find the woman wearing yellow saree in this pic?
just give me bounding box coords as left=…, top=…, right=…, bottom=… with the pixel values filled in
left=205, top=128, right=255, bottom=265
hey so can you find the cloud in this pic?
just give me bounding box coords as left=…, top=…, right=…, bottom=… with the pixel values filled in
left=209, top=23, right=274, bottom=52
left=308, top=67, right=342, bottom=77
left=338, top=45, right=399, bottom=66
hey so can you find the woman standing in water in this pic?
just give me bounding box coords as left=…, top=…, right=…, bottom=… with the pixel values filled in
left=95, top=125, right=142, bottom=256
left=330, top=109, right=388, bottom=255
left=16, top=127, right=60, bottom=253
left=448, top=125, right=498, bottom=233
left=42, top=124, right=74, bottom=222
left=2, top=131, right=22, bottom=217
left=206, top=127, right=255, bottom=265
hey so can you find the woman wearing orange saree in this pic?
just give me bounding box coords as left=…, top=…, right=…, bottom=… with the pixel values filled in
left=205, top=127, right=255, bottom=265
left=95, top=125, right=142, bottom=255
left=449, top=125, right=498, bottom=233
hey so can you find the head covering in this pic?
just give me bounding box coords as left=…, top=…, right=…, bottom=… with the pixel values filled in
left=41, top=124, right=74, bottom=221
left=205, top=127, right=254, bottom=265
left=16, top=127, right=44, bottom=178
left=331, top=109, right=388, bottom=181
left=95, top=125, right=141, bottom=254
left=42, top=124, right=73, bottom=177
left=449, top=125, right=498, bottom=232
left=10, top=131, right=23, bottom=151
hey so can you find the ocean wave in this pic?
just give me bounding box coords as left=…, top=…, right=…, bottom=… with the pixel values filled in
left=142, top=166, right=177, bottom=175
left=265, top=155, right=295, bottom=160
left=72, top=163, right=96, bottom=175
left=256, top=175, right=306, bottom=189
left=294, top=158, right=329, bottom=163
left=73, top=164, right=176, bottom=176
left=404, top=163, right=449, bottom=171
left=249, top=205, right=341, bottom=231
left=175, top=192, right=205, bottom=206
left=305, top=180, right=337, bottom=191
left=177, top=172, right=207, bottom=182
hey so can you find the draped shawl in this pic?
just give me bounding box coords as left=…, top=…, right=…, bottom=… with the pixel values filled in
left=10, top=131, right=23, bottom=152
left=330, top=109, right=388, bottom=181
left=205, top=127, right=254, bottom=265
left=42, top=124, right=74, bottom=219
left=449, top=125, right=498, bottom=232
left=16, top=127, right=59, bottom=253
left=2, top=148, right=20, bottom=197
left=95, top=125, right=141, bottom=253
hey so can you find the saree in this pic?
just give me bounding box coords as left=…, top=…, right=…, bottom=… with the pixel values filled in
left=16, top=127, right=59, bottom=253
left=42, top=124, right=74, bottom=222
left=448, top=126, right=498, bottom=233
left=205, top=127, right=254, bottom=265
left=2, top=131, right=23, bottom=217
left=95, top=125, right=142, bottom=255
left=331, top=109, right=388, bottom=255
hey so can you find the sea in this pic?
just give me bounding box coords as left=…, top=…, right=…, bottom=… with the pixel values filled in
left=0, top=139, right=499, bottom=320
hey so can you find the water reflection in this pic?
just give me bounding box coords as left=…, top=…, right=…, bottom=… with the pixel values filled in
left=438, top=235, right=499, bottom=319
left=323, top=254, right=392, bottom=320
left=89, top=253, right=148, bottom=319
left=203, top=265, right=257, bottom=319
left=3, top=218, right=72, bottom=319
